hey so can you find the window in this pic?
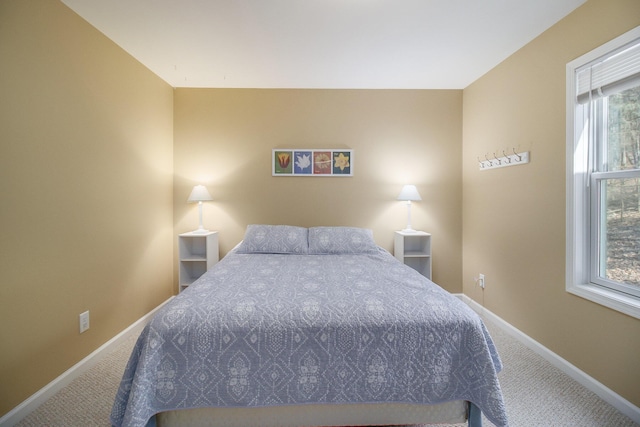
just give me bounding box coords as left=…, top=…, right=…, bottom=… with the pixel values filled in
left=566, top=26, right=640, bottom=319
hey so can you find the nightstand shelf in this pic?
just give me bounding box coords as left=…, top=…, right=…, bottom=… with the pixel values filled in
left=178, top=231, right=219, bottom=292
left=394, top=231, right=432, bottom=279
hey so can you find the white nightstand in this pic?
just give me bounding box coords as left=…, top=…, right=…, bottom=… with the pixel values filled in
left=394, top=231, right=432, bottom=279
left=178, top=231, right=219, bottom=292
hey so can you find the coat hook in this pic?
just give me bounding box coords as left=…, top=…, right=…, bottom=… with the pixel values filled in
left=512, top=148, right=522, bottom=161
left=502, top=150, right=511, bottom=163
left=493, top=152, right=501, bottom=165
left=502, top=150, right=512, bottom=163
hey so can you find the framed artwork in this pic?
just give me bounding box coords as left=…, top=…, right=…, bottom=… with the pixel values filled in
left=273, top=149, right=353, bottom=177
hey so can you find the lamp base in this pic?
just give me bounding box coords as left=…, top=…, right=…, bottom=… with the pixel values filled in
left=190, top=228, right=210, bottom=234
left=401, top=228, right=419, bottom=233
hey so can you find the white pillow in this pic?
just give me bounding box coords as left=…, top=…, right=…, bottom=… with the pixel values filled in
left=308, top=226, right=378, bottom=254
left=236, top=224, right=309, bottom=254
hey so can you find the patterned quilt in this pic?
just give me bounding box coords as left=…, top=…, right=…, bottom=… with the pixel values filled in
left=111, top=249, right=508, bottom=427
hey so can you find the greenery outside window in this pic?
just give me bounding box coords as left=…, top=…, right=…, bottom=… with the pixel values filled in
left=566, top=26, right=640, bottom=319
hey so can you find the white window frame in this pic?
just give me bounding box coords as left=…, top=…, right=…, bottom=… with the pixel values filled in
left=566, top=26, right=640, bottom=320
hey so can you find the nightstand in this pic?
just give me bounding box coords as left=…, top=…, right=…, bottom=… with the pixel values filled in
left=178, top=231, right=219, bottom=292
left=394, top=231, right=432, bottom=279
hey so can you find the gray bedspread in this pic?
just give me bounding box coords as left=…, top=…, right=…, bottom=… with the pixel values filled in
left=111, top=249, right=508, bottom=427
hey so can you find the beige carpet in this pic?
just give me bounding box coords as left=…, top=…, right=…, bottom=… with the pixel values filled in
left=14, top=316, right=640, bottom=427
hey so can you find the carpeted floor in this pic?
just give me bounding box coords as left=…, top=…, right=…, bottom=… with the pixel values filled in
left=13, top=315, right=640, bottom=427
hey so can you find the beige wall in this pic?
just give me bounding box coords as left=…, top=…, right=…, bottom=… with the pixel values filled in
left=3, top=0, right=639, bottom=419
left=0, top=0, right=174, bottom=417
left=173, top=89, right=463, bottom=291
left=462, top=0, right=640, bottom=407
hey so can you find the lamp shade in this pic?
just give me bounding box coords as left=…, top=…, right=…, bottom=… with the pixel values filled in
left=397, top=185, right=422, bottom=201
left=187, top=185, right=213, bottom=203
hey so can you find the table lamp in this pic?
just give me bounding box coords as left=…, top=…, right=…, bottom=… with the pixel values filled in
left=397, top=184, right=422, bottom=232
left=187, top=185, right=213, bottom=233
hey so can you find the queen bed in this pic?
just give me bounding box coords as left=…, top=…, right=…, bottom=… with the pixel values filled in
left=111, top=225, right=508, bottom=427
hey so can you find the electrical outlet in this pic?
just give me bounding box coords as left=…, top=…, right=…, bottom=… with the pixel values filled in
left=79, top=311, right=90, bottom=333
left=478, top=274, right=485, bottom=289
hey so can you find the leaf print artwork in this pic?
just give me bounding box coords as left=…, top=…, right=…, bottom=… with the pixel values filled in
left=294, top=151, right=312, bottom=174
left=272, top=149, right=353, bottom=176
left=278, top=153, right=290, bottom=168
left=296, top=154, right=310, bottom=169
left=313, top=152, right=332, bottom=174
left=274, top=151, right=293, bottom=174
left=333, top=152, right=350, bottom=174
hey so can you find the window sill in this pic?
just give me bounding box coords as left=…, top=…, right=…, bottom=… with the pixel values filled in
left=567, top=283, right=640, bottom=320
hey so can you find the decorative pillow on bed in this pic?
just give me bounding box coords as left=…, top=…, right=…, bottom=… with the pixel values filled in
left=236, top=224, right=309, bottom=254
left=308, top=226, right=378, bottom=254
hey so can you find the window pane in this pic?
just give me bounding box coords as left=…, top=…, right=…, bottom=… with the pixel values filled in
left=606, top=86, right=640, bottom=171
left=599, top=177, right=640, bottom=287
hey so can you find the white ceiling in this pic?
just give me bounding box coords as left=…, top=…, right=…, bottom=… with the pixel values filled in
left=61, top=0, right=586, bottom=89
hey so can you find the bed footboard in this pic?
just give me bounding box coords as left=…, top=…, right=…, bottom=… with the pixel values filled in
left=155, top=401, right=469, bottom=427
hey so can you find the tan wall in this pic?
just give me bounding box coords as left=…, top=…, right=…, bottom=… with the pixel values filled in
left=462, top=0, right=640, bottom=406
left=0, top=0, right=174, bottom=416
left=173, top=89, right=463, bottom=292
left=5, top=0, right=637, bottom=418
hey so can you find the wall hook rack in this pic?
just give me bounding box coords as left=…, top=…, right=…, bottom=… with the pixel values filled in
left=478, top=150, right=529, bottom=170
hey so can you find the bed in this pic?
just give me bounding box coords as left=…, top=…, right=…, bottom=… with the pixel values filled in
left=111, top=225, right=508, bottom=427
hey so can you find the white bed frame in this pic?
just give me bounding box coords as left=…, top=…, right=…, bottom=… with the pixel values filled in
left=157, top=401, right=468, bottom=426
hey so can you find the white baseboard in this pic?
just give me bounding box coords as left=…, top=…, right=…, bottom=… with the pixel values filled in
left=0, top=297, right=174, bottom=427
left=455, top=293, right=640, bottom=423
